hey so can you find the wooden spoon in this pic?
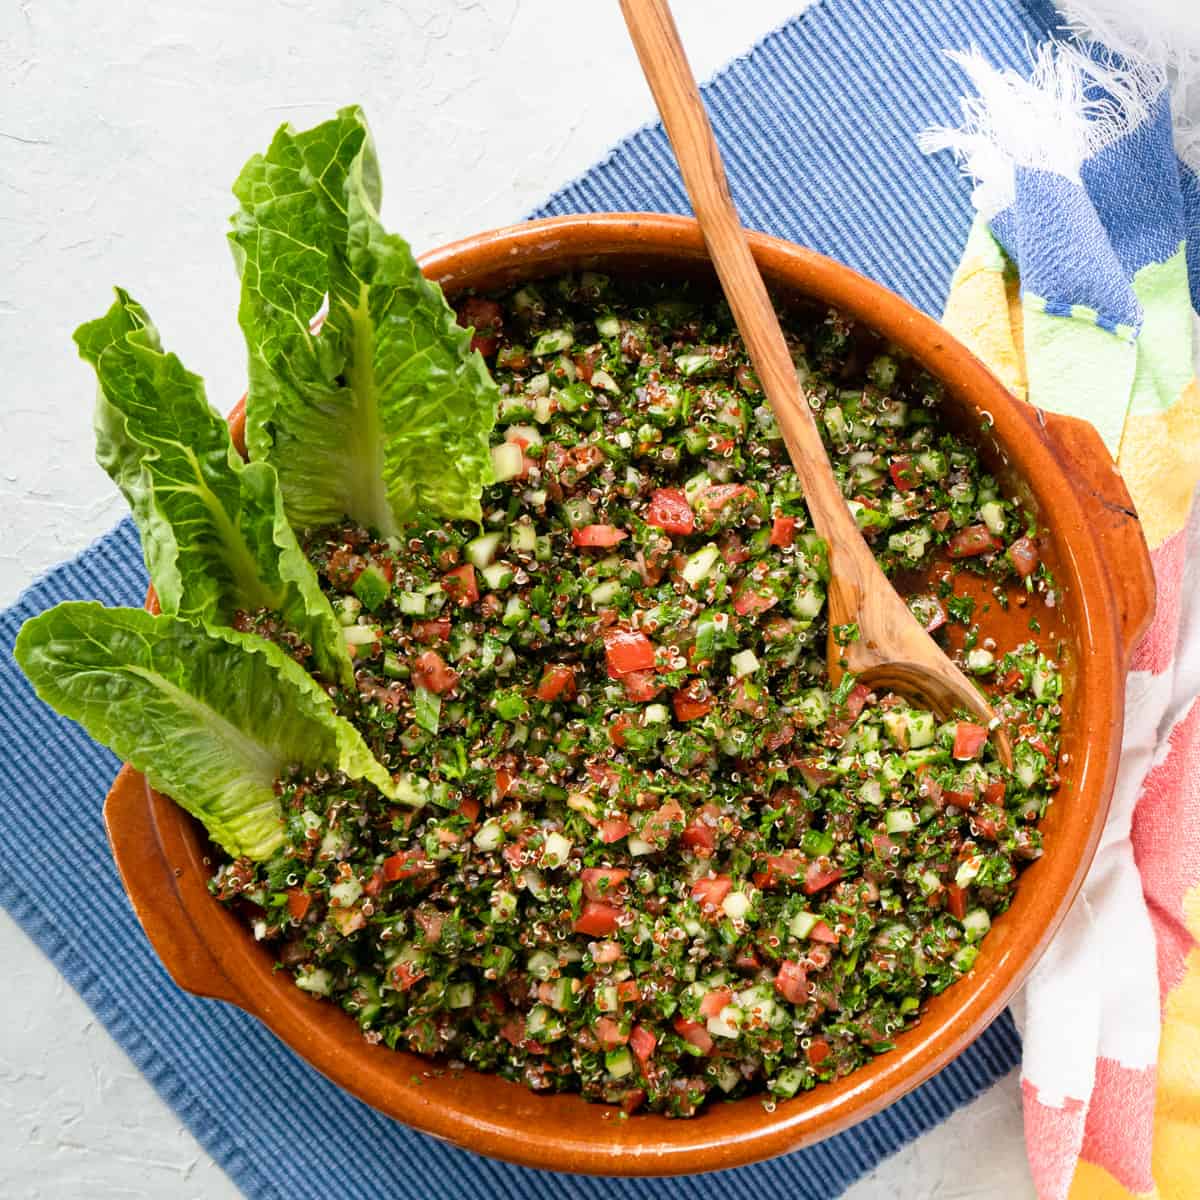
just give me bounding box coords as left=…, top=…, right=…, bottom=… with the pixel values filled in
left=619, top=0, right=1010, bottom=764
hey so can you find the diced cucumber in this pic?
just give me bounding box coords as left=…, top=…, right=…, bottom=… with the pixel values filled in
left=867, top=354, right=899, bottom=389
left=597, top=984, right=620, bottom=1012
left=526, top=1003, right=563, bottom=1040
left=590, top=368, right=619, bottom=393
left=916, top=449, right=948, bottom=479
left=675, top=352, right=713, bottom=377
left=683, top=471, right=711, bottom=504
left=447, top=981, right=475, bottom=1009
left=706, top=1005, right=742, bottom=1039
left=847, top=499, right=891, bottom=533
left=769, top=1066, right=807, bottom=1099
left=919, top=869, right=943, bottom=896
left=951, top=945, right=979, bottom=972
left=790, top=581, right=826, bottom=621
left=295, top=967, right=333, bottom=995
left=955, top=855, right=982, bottom=888
left=526, top=949, right=558, bottom=980
left=474, top=819, right=505, bottom=851
left=887, top=526, right=932, bottom=561
left=731, top=649, right=760, bottom=677
left=490, top=889, right=518, bottom=922
left=682, top=543, right=721, bottom=587
left=965, top=648, right=995, bottom=673
left=721, top=890, right=752, bottom=921
left=502, top=596, right=529, bottom=627
left=533, top=328, right=574, bottom=356
left=605, top=1047, right=634, bottom=1077
left=589, top=579, right=624, bottom=608
left=527, top=371, right=550, bottom=396
left=877, top=399, right=908, bottom=427
left=908, top=710, right=936, bottom=748
left=382, top=650, right=405, bottom=679
left=823, top=405, right=848, bottom=441
left=333, top=595, right=362, bottom=626
left=562, top=496, right=596, bottom=528
left=884, top=809, right=918, bottom=834
left=962, top=908, right=991, bottom=942
left=980, top=500, right=1007, bottom=536
left=480, top=561, right=515, bottom=591
left=548, top=976, right=577, bottom=1012
left=540, top=831, right=572, bottom=868
left=499, top=394, right=536, bottom=422
left=595, top=313, right=621, bottom=338
left=490, top=441, right=524, bottom=481
left=793, top=688, right=831, bottom=729
left=398, top=590, right=427, bottom=616
left=788, top=910, right=820, bottom=939
left=413, top=686, right=441, bottom=735
left=644, top=703, right=671, bottom=724
left=342, top=624, right=381, bottom=647
left=712, top=1061, right=743, bottom=1093
left=352, top=563, right=391, bottom=612
left=882, top=709, right=912, bottom=749
left=509, top=524, right=538, bottom=553
left=466, top=532, right=503, bottom=568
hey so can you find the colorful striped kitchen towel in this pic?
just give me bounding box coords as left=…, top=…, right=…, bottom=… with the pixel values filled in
left=921, top=19, right=1200, bottom=1200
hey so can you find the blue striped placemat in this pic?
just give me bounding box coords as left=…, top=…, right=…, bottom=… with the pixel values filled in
left=0, top=1, right=1061, bottom=1196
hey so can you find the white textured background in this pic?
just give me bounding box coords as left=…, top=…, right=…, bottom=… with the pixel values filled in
left=0, top=2, right=1033, bottom=1195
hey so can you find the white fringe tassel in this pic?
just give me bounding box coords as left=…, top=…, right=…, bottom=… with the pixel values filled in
left=919, top=41, right=1166, bottom=220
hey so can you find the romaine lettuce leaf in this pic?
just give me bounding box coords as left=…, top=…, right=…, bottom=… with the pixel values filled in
left=14, top=602, right=403, bottom=860
left=229, top=105, right=497, bottom=535
left=74, top=292, right=354, bottom=688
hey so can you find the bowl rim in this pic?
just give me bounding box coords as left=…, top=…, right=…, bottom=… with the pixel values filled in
left=106, top=212, right=1139, bottom=1175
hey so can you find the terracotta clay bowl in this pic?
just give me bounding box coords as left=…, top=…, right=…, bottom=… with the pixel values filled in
left=104, top=214, right=1154, bottom=1175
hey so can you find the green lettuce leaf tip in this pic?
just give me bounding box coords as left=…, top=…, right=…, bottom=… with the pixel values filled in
left=228, top=105, right=497, bottom=535
left=14, top=602, right=403, bottom=860
left=74, top=291, right=355, bottom=688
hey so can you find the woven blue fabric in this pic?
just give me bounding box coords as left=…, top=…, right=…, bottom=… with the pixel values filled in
left=2, top=2, right=1067, bottom=1197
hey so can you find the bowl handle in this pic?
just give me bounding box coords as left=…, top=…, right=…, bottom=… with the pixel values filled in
left=1037, top=410, right=1156, bottom=663
left=104, top=765, right=246, bottom=1008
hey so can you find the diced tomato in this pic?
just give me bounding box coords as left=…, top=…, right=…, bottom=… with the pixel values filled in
left=889, top=457, right=919, bottom=492
left=381, top=851, right=423, bottom=883
left=844, top=682, right=871, bottom=720
left=641, top=800, right=684, bottom=847
left=574, top=900, right=623, bottom=936
left=455, top=297, right=503, bottom=358
left=616, top=980, right=640, bottom=1003
left=441, top=563, right=479, bottom=605
left=952, top=721, right=989, bottom=760
left=412, top=650, right=458, bottom=695
left=286, top=889, right=311, bottom=920
left=500, top=1015, right=526, bottom=1047
left=620, top=1088, right=647, bottom=1114
left=673, top=679, right=712, bottom=722
left=603, top=627, right=656, bottom=677
left=587, top=762, right=620, bottom=791
left=536, top=664, right=577, bottom=702
left=999, top=668, right=1025, bottom=693
left=494, top=767, right=514, bottom=799
left=974, top=814, right=1001, bottom=840
left=701, top=483, right=751, bottom=511
left=806, top=1037, right=831, bottom=1067
left=946, top=884, right=967, bottom=920
left=769, top=514, right=797, bottom=547
left=982, top=779, right=1007, bottom=806
left=599, top=817, right=632, bottom=844
left=608, top=715, right=631, bottom=748
left=1007, top=535, right=1040, bottom=578
left=730, top=675, right=768, bottom=717
left=572, top=524, right=628, bottom=548
left=872, top=833, right=898, bottom=858
left=592, top=940, right=623, bottom=964
left=411, top=617, right=451, bottom=643
left=391, top=960, right=426, bottom=991
left=810, top=920, right=839, bottom=944
left=931, top=510, right=952, bottom=532
left=457, top=795, right=481, bottom=823
left=756, top=853, right=804, bottom=888
left=362, top=869, right=385, bottom=898
left=774, top=960, right=809, bottom=1004
left=803, top=864, right=844, bottom=895
left=942, top=788, right=975, bottom=809
left=735, top=949, right=761, bottom=970
left=680, top=804, right=720, bottom=857
left=630, top=1024, right=657, bottom=1065
left=622, top=670, right=661, bottom=702
left=691, top=875, right=732, bottom=914
left=699, top=988, right=733, bottom=1019
left=796, top=761, right=836, bottom=789
left=594, top=1016, right=629, bottom=1049
left=948, top=524, right=1002, bottom=558
left=672, top=1017, right=714, bottom=1055
left=582, top=867, right=630, bottom=902
left=646, top=488, right=695, bottom=535
left=732, top=580, right=778, bottom=616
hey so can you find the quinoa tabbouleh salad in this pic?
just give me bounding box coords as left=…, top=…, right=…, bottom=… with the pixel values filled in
left=16, top=108, right=1063, bottom=1120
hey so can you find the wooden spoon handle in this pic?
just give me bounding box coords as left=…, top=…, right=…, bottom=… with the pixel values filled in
left=618, top=0, right=859, bottom=546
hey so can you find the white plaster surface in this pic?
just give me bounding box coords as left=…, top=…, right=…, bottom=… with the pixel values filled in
left=1, top=1, right=1034, bottom=1196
